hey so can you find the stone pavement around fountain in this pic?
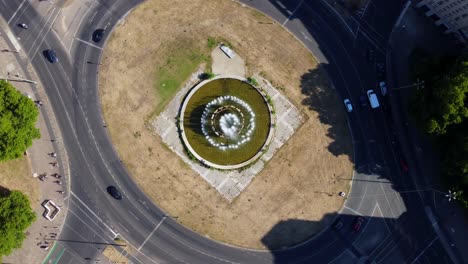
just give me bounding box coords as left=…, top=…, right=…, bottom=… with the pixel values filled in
left=211, top=45, right=245, bottom=77
left=151, top=55, right=304, bottom=201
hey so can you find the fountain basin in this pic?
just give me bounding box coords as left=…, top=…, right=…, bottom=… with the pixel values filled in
left=180, top=76, right=272, bottom=169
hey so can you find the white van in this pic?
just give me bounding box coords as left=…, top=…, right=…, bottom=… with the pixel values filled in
left=367, top=90, right=380, bottom=109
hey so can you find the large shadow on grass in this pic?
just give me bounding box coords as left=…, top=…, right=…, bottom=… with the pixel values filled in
left=300, top=65, right=353, bottom=159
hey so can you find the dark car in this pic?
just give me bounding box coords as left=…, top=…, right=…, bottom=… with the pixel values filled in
left=352, top=216, right=365, bottom=232
left=107, top=186, right=122, bottom=200
left=93, top=29, right=105, bottom=43
left=360, top=95, right=367, bottom=107
left=400, top=158, right=409, bottom=172
left=45, top=49, right=58, bottom=63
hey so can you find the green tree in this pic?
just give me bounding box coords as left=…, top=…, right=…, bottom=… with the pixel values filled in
left=411, top=55, right=468, bottom=135
left=0, top=80, right=40, bottom=161
left=0, top=190, right=36, bottom=260
left=410, top=51, right=468, bottom=207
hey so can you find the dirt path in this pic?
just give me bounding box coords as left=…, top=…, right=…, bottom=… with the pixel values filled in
left=99, top=0, right=353, bottom=249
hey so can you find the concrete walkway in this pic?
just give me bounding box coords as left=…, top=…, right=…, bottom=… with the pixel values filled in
left=0, top=16, right=70, bottom=264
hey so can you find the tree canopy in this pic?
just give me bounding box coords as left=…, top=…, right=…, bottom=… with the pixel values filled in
left=0, top=80, right=40, bottom=161
left=411, top=54, right=468, bottom=135
left=410, top=51, right=468, bottom=206
left=0, top=190, right=36, bottom=259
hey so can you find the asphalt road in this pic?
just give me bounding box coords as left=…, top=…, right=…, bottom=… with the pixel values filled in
left=0, top=0, right=457, bottom=263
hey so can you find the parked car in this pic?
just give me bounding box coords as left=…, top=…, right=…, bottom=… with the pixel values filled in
left=45, top=49, right=58, bottom=63
left=352, top=216, right=365, bottom=232
left=107, top=186, right=122, bottom=200
left=367, top=90, right=380, bottom=109
left=379, top=81, right=388, bottom=96
left=360, top=95, right=367, bottom=107
left=343, top=99, right=353, bottom=112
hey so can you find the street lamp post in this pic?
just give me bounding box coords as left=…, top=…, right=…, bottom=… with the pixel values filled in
left=393, top=78, right=425, bottom=90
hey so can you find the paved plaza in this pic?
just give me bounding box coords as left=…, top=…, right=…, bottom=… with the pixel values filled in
left=151, top=49, right=304, bottom=200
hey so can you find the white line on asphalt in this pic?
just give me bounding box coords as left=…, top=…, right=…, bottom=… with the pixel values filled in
left=395, top=1, right=412, bottom=27
left=71, top=191, right=118, bottom=238
left=68, top=209, right=117, bottom=240
left=356, top=28, right=385, bottom=54
left=29, top=9, right=62, bottom=60
left=343, top=205, right=363, bottom=216
left=138, top=216, right=166, bottom=251
left=375, top=240, right=400, bottom=262
left=359, top=0, right=372, bottom=19
left=411, top=236, right=438, bottom=264
left=74, top=37, right=103, bottom=50
left=129, top=210, right=140, bottom=221
left=282, top=0, right=305, bottom=26
left=380, top=182, right=396, bottom=218
left=68, top=0, right=97, bottom=52
left=319, top=0, right=354, bottom=35
left=7, top=0, right=26, bottom=25
left=118, top=222, right=130, bottom=233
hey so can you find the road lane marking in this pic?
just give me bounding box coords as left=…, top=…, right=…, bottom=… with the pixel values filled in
left=68, top=208, right=117, bottom=240
left=74, top=37, right=103, bottom=50
left=319, top=0, right=355, bottom=35
left=118, top=222, right=129, bottom=233
left=410, top=236, right=438, bottom=264
left=70, top=191, right=118, bottom=238
left=282, top=0, right=305, bottom=26
left=343, top=205, right=363, bottom=216
left=129, top=210, right=140, bottom=221
left=7, top=0, right=26, bottom=24
left=138, top=216, right=166, bottom=250
left=29, top=8, right=62, bottom=60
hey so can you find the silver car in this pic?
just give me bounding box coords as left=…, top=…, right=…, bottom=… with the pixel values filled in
left=344, top=99, right=353, bottom=112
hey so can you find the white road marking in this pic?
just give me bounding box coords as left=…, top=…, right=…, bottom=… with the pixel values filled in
left=68, top=209, right=116, bottom=240
left=282, top=0, right=305, bottom=26
left=343, top=205, right=363, bottom=216
left=410, top=236, right=438, bottom=264
left=29, top=9, right=62, bottom=60
left=319, top=0, right=355, bottom=34
left=129, top=210, right=140, bottom=221
left=74, top=37, right=103, bottom=50
left=7, top=0, right=26, bottom=24
left=138, top=216, right=166, bottom=251
left=118, top=222, right=130, bottom=233
left=71, top=191, right=118, bottom=238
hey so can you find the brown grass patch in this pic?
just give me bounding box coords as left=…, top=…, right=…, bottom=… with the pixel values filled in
left=0, top=156, right=39, bottom=204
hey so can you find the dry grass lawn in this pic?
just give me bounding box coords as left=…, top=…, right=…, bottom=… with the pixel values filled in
left=0, top=156, right=39, bottom=205
left=99, top=0, right=353, bottom=249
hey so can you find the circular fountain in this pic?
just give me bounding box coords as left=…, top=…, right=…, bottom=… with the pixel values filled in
left=180, top=77, right=273, bottom=169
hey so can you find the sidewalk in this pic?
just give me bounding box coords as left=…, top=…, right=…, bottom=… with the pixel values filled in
left=387, top=4, right=468, bottom=264
left=0, top=17, right=70, bottom=264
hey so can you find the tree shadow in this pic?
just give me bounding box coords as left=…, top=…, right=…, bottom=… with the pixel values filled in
left=0, top=185, right=11, bottom=197
left=300, top=65, right=353, bottom=160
